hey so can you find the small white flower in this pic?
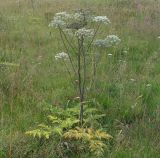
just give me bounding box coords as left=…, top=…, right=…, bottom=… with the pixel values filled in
left=92, top=16, right=111, bottom=24
left=49, top=17, right=66, bottom=28
left=55, top=52, right=69, bottom=60
left=56, top=12, right=72, bottom=20
left=93, top=39, right=107, bottom=47
left=49, top=12, right=73, bottom=28
left=73, top=12, right=84, bottom=20
left=123, top=50, right=128, bottom=54
left=94, top=35, right=120, bottom=48
left=55, top=12, right=68, bottom=17
left=63, top=28, right=74, bottom=36
left=108, top=53, right=112, bottom=56
left=158, top=36, right=160, bottom=39
left=146, top=84, right=151, bottom=87
left=105, top=35, right=121, bottom=47
left=130, top=78, right=136, bottom=82
left=73, top=10, right=92, bottom=21
left=75, top=28, right=94, bottom=38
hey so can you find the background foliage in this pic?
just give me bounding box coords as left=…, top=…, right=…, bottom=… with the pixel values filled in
left=0, top=0, right=160, bottom=157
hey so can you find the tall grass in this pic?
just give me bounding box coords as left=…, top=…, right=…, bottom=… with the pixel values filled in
left=0, top=0, right=160, bottom=157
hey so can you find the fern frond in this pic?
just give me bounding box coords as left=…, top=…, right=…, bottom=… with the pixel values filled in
left=25, top=129, right=51, bottom=139
left=89, top=140, right=106, bottom=157
left=48, top=115, right=62, bottom=124
left=53, top=127, right=63, bottom=136
left=84, top=107, right=98, bottom=114
left=93, top=114, right=106, bottom=119
left=63, top=129, right=83, bottom=140
left=61, top=118, right=79, bottom=128
left=38, top=124, right=51, bottom=130
left=95, top=130, right=113, bottom=140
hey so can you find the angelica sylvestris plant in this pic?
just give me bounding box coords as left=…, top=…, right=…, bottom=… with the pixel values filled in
left=26, top=10, right=120, bottom=157
left=49, top=9, right=120, bottom=125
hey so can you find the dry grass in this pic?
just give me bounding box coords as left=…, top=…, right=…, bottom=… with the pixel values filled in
left=0, top=0, right=160, bottom=157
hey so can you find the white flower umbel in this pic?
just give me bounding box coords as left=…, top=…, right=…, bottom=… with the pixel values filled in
left=105, top=35, right=121, bottom=47
left=55, top=12, right=72, bottom=20
left=49, top=16, right=66, bottom=28
left=75, top=28, right=94, bottom=39
left=73, top=12, right=84, bottom=20
left=94, top=35, right=120, bottom=48
left=93, top=39, right=107, bottom=47
left=56, top=12, right=68, bottom=17
left=92, top=16, right=111, bottom=24
left=63, top=28, right=74, bottom=36
left=55, top=52, right=69, bottom=60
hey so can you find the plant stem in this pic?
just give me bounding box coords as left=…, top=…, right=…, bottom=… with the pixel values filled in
left=87, top=24, right=101, bottom=90
left=58, top=27, right=77, bottom=75
left=60, top=27, right=77, bottom=53
left=89, top=52, right=97, bottom=90
left=77, top=38, right=84, bottom=126
left=81, top=36, right=86, bottom=102
left=87, top=23, right=101, bottom=52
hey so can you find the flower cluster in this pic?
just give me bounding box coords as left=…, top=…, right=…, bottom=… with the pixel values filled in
left=93, top=39, right=107, bottom=47
left=55, top=52, right=69, bottom=60
left=92, top=16, right=111, bottom=24
left=49, top=11, right=73, bottom=28
left=63, top=28, right=74, bottom=36
left=105, top=35, right=121, bottom=46
left=94, top=35, right=120, bottom=48
left=73, top=12, right=85, bottom=21
left=55, top=12, right=71, bottom=19
left=49, top=11, right=111, bottom=30
left=49, top=17, right=66, bottom=28
left=75, top=28, right=94, bottom=39
left=49, top=11, right=87, bottom=29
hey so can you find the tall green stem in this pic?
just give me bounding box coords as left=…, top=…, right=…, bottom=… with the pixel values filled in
left=58, top=27, right=77, bottom=75
left=77, top=38, right=84, bottom=126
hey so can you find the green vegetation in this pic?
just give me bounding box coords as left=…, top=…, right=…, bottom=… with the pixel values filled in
left=0, top=0, right=160, bottom=157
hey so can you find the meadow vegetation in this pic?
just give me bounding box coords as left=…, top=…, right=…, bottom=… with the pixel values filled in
left=0, top=0, right=160, bottom=157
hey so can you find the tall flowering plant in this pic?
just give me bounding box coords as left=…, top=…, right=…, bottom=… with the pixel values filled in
left=49, top=9, right=120, bottom=125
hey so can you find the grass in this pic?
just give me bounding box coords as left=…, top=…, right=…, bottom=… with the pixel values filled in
left=0, top=0, right=160, bottom=157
